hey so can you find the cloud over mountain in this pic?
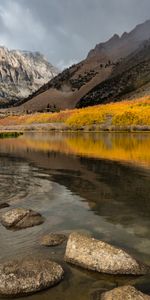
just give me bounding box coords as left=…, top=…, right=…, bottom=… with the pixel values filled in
left=0, top=0, right=150, bottom=69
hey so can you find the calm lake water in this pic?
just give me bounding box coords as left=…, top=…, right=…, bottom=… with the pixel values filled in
left=0, top=132, right=150, bottom=299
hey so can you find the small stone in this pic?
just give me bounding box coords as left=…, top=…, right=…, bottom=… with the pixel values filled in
left=1, top=208, right=44, bottom=230
left=40, top=233, right=67, bottom=247
left=101, top=285, right=150, bottom=300
left=0, top=203, right=10, bottom=209
left=0, top=257, right=64, bottom=297
left=65, top=232, right=150, bottom=275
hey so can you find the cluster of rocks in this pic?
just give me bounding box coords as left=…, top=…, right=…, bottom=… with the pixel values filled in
left=0, top=206, right=150, bottom=298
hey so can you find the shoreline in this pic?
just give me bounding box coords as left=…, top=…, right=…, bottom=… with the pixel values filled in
left=0, top=122, right=150, bottom=133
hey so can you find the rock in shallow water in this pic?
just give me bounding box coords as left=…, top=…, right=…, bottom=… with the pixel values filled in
left=65, top=232, right=150, bottom=275
left=40, top=233, right=67, bottom=247
left=0, top=258, right=64, bottom=297
left=1, top=208, right=44, bottom=230
left=100, top=285, right=150, bottom=300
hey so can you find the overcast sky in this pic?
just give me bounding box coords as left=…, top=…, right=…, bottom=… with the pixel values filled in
left=0, top=0, right=150, bottom=69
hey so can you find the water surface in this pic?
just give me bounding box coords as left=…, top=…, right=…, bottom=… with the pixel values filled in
left=0, top=132, right=150, bottom=299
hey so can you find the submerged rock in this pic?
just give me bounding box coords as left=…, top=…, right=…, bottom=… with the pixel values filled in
left=65, top=232, right=150, bottom=275
left=0, top=203, right=10, bottom=209
left=0, top=258, right=64, bottom=297
left=40, top=233, right=67, bottom=247
left=1, top=208, right=44, bottom=230
left=101, top=285, right=150, bottom=300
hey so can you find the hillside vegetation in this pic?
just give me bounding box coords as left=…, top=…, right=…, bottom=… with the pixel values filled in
left=67, top=97, right=150, bottom=128
left=0, top=96, right=150, bottom=131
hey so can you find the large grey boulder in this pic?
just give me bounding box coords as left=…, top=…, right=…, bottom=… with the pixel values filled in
left=101, top=285, right=150, bottom=300
left=1, top=208, right=44, bottom=230
left=40, top=233, right=67, bottom=247
left=0, top=258, right=64, bottom=297
left=65, top=232, right=150, bottom=275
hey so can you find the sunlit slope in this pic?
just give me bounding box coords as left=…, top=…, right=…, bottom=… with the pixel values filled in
left=66, top=97, right=150, bottom=128
left=0, top=96, right=149, bottom=128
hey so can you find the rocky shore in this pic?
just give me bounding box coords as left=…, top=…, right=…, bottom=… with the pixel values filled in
left=0, top=202, right=150, bottom=298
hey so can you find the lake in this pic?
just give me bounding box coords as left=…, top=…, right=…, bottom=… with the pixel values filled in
left=0, top=132, right=150, bottom=299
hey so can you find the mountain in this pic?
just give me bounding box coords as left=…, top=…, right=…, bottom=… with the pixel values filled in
left=11, top=50, right=112, bottom=112
left=5, top=20, right=150, bottom=112
left=88, top=20, right=150, bottom=60
left=77, top=40, right=150, bottom=107
left=0, top=47, right=58, bottom=107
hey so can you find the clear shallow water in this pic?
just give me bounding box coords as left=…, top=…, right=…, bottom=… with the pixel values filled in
left=0, top=132, right=150, bottom=299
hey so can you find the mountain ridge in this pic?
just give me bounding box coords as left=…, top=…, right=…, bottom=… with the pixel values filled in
left=87, top=20, right=150, bottom=60
left=0, top=47, right=59, bottom=107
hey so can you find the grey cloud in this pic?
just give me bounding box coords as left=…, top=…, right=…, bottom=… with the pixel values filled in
left=0, top=0, right=150, bottom=69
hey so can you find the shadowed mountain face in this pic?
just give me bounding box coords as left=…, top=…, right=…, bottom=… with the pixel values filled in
left=77, top=40, right=150, bottom=107
left=0, top=47, right=59, bottom=108
left=11, top=20, right=150, bottom=113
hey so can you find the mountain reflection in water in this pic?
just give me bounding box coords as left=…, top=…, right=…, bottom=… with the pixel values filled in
left=0, top=132, right=150, bottom=168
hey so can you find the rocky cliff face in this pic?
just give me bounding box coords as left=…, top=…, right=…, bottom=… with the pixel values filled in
left=0, top=47, right=58, bottom=106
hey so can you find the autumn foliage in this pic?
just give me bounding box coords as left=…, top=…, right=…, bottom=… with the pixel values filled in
left=0, top=96, right=150, bottom=129
left=66, top=97, right=150, bottom=128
